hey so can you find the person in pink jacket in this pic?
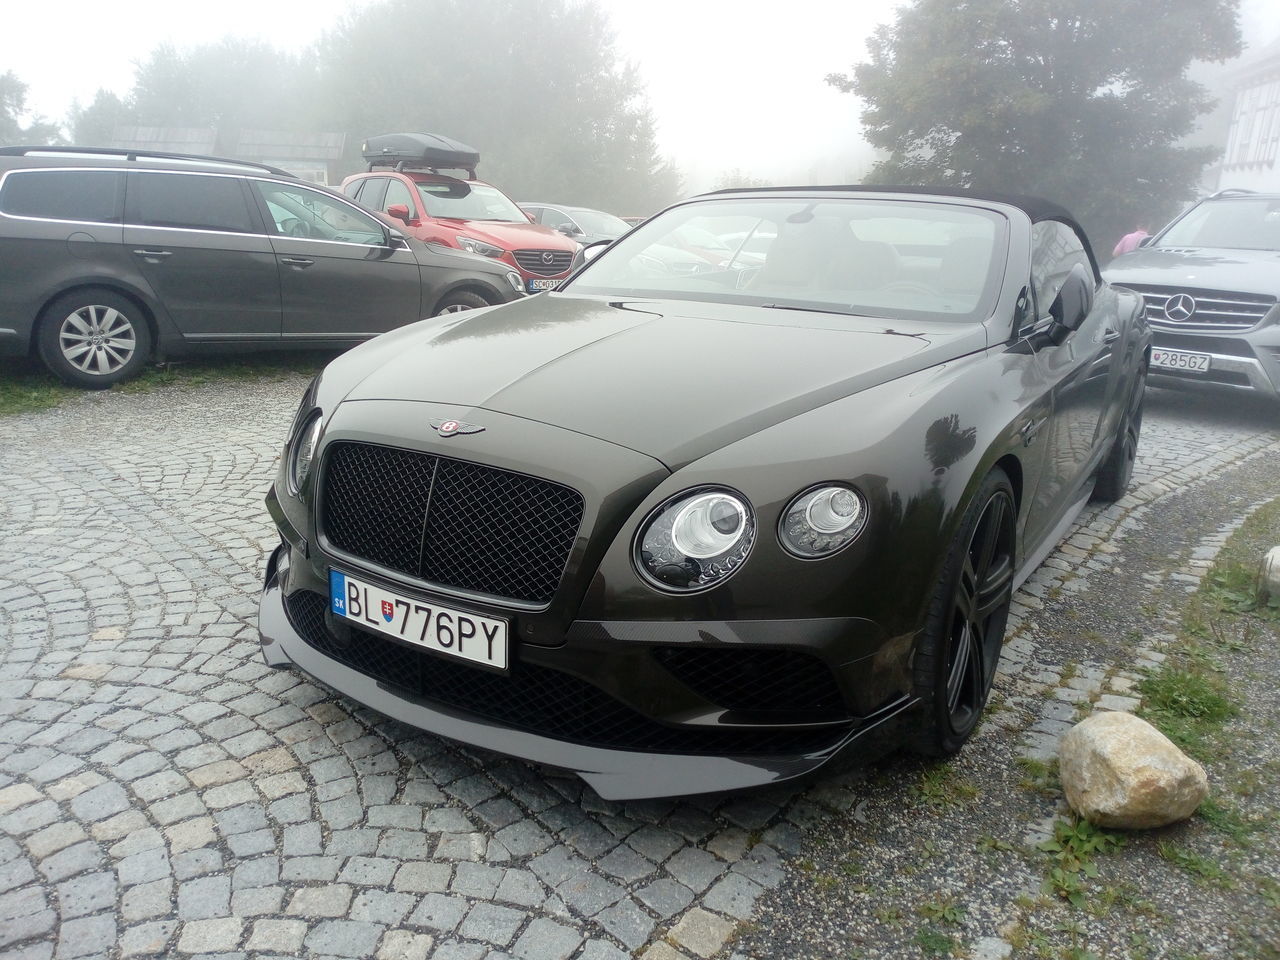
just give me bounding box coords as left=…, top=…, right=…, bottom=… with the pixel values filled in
left=1112, top=226, right=1150, bottom=257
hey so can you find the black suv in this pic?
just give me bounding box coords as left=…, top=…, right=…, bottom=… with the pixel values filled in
left=1104, top=189, right=1280, bottom=401
left=0, top=147, right=526, bottom=387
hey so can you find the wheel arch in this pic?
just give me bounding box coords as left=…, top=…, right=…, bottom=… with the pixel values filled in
left=427, top=280, right=503, bottom=316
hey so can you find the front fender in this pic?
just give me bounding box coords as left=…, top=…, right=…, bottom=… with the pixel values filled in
left=579, top=344, right=1041, bottom=642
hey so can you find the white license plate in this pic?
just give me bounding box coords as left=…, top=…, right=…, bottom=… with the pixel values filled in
left=527, top=277, right=561, bottom=292
left=329, top=569, right=508, bottom=671
left=1151, top=348, right=1211, bottom=373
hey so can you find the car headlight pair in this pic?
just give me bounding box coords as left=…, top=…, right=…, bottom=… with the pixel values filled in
left=457, top=236, right=505, bottom=258
left=635, top=484, right=867, bottom=592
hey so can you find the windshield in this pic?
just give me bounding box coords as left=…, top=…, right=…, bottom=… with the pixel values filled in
left=1157, top=197, right=1280, bottom=251
left=566, top=197, right=1008, bottom=323
left=570, top=208, right=630, bottom=237
left=415, top=181, right=528, bottom=222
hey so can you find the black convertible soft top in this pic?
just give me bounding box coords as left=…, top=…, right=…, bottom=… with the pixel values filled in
left=701, top=182, right=1097, bottom=269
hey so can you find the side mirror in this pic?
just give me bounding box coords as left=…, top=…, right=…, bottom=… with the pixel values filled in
left=386, top=203, right=411, bottom=224
left=1137, top=235, right=1152, bottom=248
left=1048, top=263, right=1095, bottom=344
left=556, top=222, right=583, bottom=237
left=581, top=239, right=610, bottom=262
left=386, top=226, right=408, bottom=248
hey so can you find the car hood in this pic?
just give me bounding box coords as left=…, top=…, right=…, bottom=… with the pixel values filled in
left=1105, top=246, right=1280, bottom=296
left=339, top=295, right=989, bottom=468
left=435, top=218, right=579, bottom=252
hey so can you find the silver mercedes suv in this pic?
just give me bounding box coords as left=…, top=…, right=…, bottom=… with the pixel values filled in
left=1104, top=188, right=1280, bottom=401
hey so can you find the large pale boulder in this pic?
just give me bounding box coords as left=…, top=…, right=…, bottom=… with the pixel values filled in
left=1258, top=546, right=1280, bottom=607
left=1058, top=711, right=1208, bottom=829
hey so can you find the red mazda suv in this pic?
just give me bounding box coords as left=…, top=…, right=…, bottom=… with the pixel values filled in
left=342, top=134, right=578, bottom=294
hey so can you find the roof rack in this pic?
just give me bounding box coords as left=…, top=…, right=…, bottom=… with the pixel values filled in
left=0, top=145, right=297, bottom=178
left=1208, top=187, right=1258, bottom=198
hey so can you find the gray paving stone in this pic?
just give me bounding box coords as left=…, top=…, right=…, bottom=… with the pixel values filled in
left=178, top=875, right=232, bottom=919
left=663, top=847, right=725, bottom=894
left=596, top=897, right=657, bottom=951
left=451, top=862, right=504, bottom=899
left=351, top=890, right=416, bottom=925
left=392, top=861, right=452, bottom=894
left=406, top=892, right=469, bottom=933
left=555, top=871, right=625, bottom=916
left=119, top=919, right=178, bottom=957
left=121, top=879, right=173, bottom=922
left=635, top=878, right=695, bottom=919
left=494, top=868, right=546, bottom=908
left=285, top=884, right=353, bottom=918
left=702, top=872, right=764, bottom=920
left=337, top=856, right=398, bottom=887
left=175, top=916, right=244, bottom=953
left=303, top=919, right=385, bottom=958
left=42, top=842, right=106, bottom=884
left=245, top=918, right=307, bottom=953
left=55, top=871, right=115, bottom=920
left=511, top=917, right=584, bottom=960
left=282, top=856, right=341, bottom=882
left=229, top=885, right=284, bottom=917
left=457, top=902, right=526, bottom=946
left=56, top=913, right=117, bottom=958
left=494, top=821, right=553, bottom=858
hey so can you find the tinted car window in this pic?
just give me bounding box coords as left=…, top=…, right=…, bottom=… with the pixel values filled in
left=130, top=172, right=257, bottom=233
left=383, top=178, right=414, bottom=214
left=253, top=181, right=386, bottom=245
left=0, top=169, right=124, bottom=223
left=1031, top=221, right=1092, bottom=316
left=540, top=207, right=575, bottom=230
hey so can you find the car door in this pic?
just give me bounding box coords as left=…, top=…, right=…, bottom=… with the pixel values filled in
left=250, top=180, right=424, bottom=339
left=122, top=171, right=282, bottom=340
left=1023, top=220, right=1117, bottom=545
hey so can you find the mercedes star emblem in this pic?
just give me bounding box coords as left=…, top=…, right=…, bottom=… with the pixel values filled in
left=1164, top=293, right=1196, bottom=322
left=430, top=418, right=485, bottom=437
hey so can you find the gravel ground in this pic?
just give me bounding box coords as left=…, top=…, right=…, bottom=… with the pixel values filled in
left=0, top=376, right=1277, bottom=960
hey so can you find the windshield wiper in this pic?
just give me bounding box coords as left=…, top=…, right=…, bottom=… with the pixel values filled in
left=760, top=303, right=872, bottom=318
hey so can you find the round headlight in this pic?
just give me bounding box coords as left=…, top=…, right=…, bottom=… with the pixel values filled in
left=780, top=484, right=867, bottom=558
left=290, top=414, right=323, bottom=494
left=635, top=489, right=754, bottom=592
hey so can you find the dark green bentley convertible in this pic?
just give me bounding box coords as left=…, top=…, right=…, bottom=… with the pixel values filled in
left=258, top=186, right=1150, bottom=799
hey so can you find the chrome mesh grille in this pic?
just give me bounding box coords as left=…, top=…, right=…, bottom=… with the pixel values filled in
left=513, top=249, right=574, bottom=276
left=1120, top=284, right=1275, bottom=332
left=321, top=442, right=584, bottom=605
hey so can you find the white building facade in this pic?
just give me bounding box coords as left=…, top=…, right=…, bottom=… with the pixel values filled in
left=1219, top=38, right=1280, bottom=192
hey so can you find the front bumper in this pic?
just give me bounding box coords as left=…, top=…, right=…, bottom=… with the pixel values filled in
left=1148, top=326, right=1280, bottom=399
left=259, top=542, right=916, bottom=799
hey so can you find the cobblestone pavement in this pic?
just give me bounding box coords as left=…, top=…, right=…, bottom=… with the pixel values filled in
left=1, top=379, right=1277, bottom=960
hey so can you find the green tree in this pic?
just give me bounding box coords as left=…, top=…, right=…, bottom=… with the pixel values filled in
left=713, top=168, right=770, bottom=190
left=828, top=0, right=1241, bottom=253
left=0, top=72, right=61, bottom=146
left=128, top=40, right=317, bottom=131
left=313, top=0, right=679, bottom=212
left=68, top=90, right=135, bottom=146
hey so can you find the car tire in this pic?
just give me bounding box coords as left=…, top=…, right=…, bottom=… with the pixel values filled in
left=1091, top=366, right=1146, bottom=504
left=433, top=291, right=490, bottom=316
left=36, top=289, right=153, bottom=389
left=910, top=468, right=1016, bottom=757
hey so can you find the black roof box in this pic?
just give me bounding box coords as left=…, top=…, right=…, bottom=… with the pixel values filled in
left=361, top=133, right=479, bottom=176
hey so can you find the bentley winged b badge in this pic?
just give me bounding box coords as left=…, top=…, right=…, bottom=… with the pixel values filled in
left=430, top=418, right=485, bottom=437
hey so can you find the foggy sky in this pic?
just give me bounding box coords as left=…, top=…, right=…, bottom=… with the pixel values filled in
left=5, top=0, right=1280, bottom=193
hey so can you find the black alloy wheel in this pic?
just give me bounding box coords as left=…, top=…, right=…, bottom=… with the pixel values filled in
left=913, top=469, right=1016, bottom=756
left=1092, top=366, right=1147, bottom=503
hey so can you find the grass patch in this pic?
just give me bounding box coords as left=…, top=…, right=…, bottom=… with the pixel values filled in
left=1137, top=667, right=1238, bottom=758
left=913, top=925, right=958, bottom=957
left=0, top=360, right=80, bottom=417
left=1038, top=817, right=1124, bottom=909
left=1016, top=756, right=1061, bottom=796
left=914, top=763, right=980, bottom=808
left=919, top=896, right=966, bottom=924
left=0, top=351, right=331, bottom=417
left=1156, top=841, right=1235, bottom=888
